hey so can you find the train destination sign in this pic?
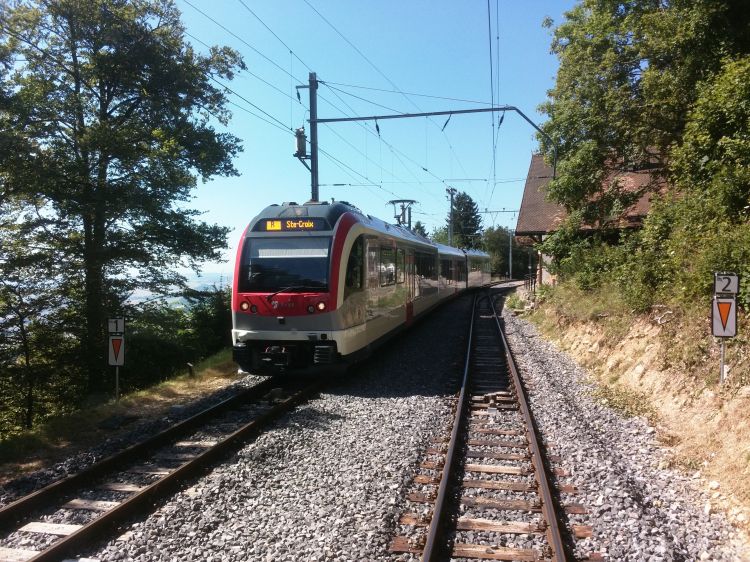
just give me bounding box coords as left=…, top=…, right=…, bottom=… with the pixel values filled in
left=712, top=296, right=737, bottom=338
left=260, top=218, right=328, bottom=232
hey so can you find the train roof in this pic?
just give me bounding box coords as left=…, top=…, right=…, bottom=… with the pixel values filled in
left=247, top=201, right=436, bottom=250
left=433, top=242, right=466, bottom=258
left=464, top=248, right=491, bottom=259
left=248, top=200, right=358, bottom=229
left=246, top=202, right=488, bottom=260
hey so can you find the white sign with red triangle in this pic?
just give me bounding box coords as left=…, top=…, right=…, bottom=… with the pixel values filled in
left=712, top=296, right=737, bottom=338
left=109, top=335, right=125, bottom=366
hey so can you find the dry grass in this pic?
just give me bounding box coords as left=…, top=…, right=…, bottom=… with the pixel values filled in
left=0, top=349, right=241, bottom=485
left=528, top=283, right=750, bottom=529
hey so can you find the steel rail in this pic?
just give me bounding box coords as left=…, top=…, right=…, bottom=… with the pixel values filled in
left=26, top=379, right=323, bottom=562
left=0, top=378, right=278, bottom=531
left=421, top=293, right=477, bottom=562
left=491, top=295, right=568, bottom=562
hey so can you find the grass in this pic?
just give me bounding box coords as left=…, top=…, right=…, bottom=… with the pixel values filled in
left=505, top=292, right=524, bottom=311
left=590, top=384, right=657, bottom=422
left=0, top=348, right=240, bottom=484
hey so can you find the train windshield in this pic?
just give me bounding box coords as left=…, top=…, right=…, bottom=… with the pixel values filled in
left=238, top=236, right=331, bottom=293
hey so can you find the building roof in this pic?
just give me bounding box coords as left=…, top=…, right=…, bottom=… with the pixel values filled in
left=515, top=154, right=661, bottom=236
left=515, top=155, right=565, bottom=236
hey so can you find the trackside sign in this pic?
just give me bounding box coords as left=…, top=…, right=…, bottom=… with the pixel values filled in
left=712, top=296, right=737, bottom=338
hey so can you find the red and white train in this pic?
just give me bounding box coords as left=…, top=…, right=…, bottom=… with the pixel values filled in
left=231, top=201, right=491, bottom=374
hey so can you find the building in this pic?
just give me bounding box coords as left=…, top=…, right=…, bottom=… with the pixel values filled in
left=515, top=153, right=661, bottom=285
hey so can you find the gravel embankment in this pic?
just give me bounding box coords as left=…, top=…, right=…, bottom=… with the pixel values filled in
left=501, top=308, right=749, bottom=561
left=7, top=289, right=746, bottom=561
left=0, top=375, right=266, bottom=507
left=83, top=295, right=472, bottom=562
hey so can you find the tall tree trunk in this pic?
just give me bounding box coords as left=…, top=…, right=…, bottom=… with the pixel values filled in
left=17, top=305, right=34, bottom=429
left=83, top=214, right=105, bottom=394
left=24, top=378, right=34, bottom=430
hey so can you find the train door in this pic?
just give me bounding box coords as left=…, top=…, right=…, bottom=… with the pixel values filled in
left=365, top=237, right=379, bottom=318
left=405, top=248, right=415, bottom=324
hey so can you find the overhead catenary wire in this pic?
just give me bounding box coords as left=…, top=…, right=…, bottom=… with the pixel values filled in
left=184, top=13, right=423, bottom=196
left=182, top=0, right=304, bottom=83
left=302, top=0, right=470, bottom=178
left=185, top=1, right=450, bottom=201
left=235, top=0, right=313, bottom=73
left=322, top=81, right=493, bottom=106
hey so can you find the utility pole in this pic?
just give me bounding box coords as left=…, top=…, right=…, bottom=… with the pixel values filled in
left=446, top=187, right=457, bottom=246
left=309, top=72, right=319, bottom=202
left=297, top=70, right=557, bottom=203
left=509, top=228, right=514, bottom=279
left=295, top=73, right=319, bottom=201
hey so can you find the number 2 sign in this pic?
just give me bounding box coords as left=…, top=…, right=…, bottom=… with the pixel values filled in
left=714, top=272, right=739, bottom=296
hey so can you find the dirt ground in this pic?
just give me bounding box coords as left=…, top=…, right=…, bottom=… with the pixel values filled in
left=0, top=360, right=242, bottom=486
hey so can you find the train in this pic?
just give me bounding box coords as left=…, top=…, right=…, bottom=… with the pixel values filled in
left=231, top=200, right=491, bottom=375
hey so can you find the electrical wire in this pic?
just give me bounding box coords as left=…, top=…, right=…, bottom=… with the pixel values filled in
left=302, top=0, right=470, bottom=179
left=322, top=81, right=492, bottom=106
left=184, top=5, right=429, bottom=199
left=182, top=0, right=303, bottom=83
left=323, top=84, right=405, bottom=114
left=235, top=0, right=313, bottom=73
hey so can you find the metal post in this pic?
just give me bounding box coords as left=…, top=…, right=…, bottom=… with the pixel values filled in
left=720, top=339, right=726, bottom=385
left=115, top=366, right=119, bottom=402
left=509, top=228, right=513, bottom=279
left=309, top=72, right=319, bottom=202
left=446, top=187, right=456, bottom=246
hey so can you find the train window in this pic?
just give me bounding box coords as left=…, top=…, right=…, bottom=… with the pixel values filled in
left=380, top=247, right=395, bottom=286
left=457, top=260, right=466, bottom=282
left=238, top=236, right=330, bottom=293
left=344, top=236, right=364, bottom=298
left=416, top=251, right=437, bottom=280
left=440, top=259, right=451, bottom=284
left=396, top=248, right=405, bottom=284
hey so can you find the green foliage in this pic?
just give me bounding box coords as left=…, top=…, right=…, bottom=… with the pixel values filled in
left=0, top=0, right=244, bottom=392
left=538, top=1, right=750, bottom=314
left=0, top=284, right=232, bottom=439
left=0, top=0, right=244, bottom=437
left=122, top=285, right=231, bottom=392
left=505, top=292, right=524, bottom=311
left=482, top=226, right=535, bottom=278
left=448, top=192, right=482, bottom=249
left=411, top=220, right=427, bottom=237
left=430, top=225, right=449, bottom=245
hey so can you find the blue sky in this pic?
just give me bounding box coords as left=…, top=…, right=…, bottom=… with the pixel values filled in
left=176, top=0, right=576, bottom=282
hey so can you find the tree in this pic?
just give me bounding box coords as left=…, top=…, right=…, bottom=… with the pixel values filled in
left=0, top=0, right=244, bottom=392
left=448, top=191, right=482, bottom=249
left=482, top=227, right=533, bottom=278
left=430, top=225, right=449, bottom=245
left=538, top=0, right=750, bottom=235
left=411, top=220, right=427, bottom=237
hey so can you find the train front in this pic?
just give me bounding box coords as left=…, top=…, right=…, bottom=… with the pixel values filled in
left=232, top=202, right=344, bottom=375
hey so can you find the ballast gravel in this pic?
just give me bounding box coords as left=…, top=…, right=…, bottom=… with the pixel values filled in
left=86, top=295, right=472, bottom=562
left=501, top=306, right=749, bottom=561
left=5, top=288, right=749, bottom=561
left=0, top=374, right=266, bottom=507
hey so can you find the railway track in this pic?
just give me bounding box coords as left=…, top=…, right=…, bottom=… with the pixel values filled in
left=0, top=377, right=323, bottom=562
left=391, top=288, right=598, bottom=561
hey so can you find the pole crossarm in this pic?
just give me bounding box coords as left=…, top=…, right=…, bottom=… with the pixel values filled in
left=312, top=105, right=557, bottom=178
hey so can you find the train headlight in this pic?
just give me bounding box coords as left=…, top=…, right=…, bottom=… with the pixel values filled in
left=307, top=305, right=315, bottom=314
left=240, top=301, right=250, bottom=311
left=316, top=301, right=326, bottom=311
